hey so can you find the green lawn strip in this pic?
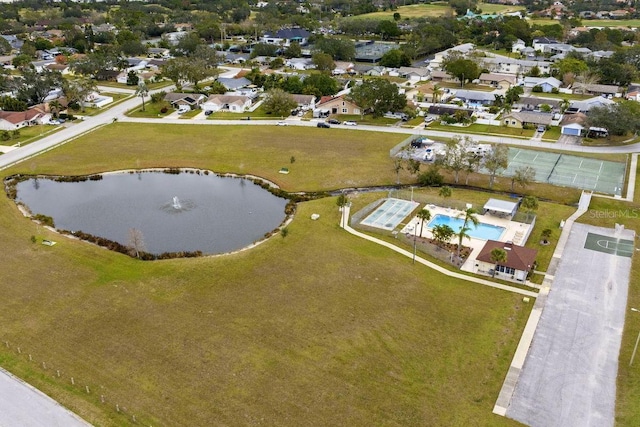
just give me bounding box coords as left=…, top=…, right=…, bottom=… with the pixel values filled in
left=127, top=102, right=173, bottom=118
left=437, top=82, right=496, bottom=92
left=430, top=122, right=535, bottom=138
left=541, top=126, right=561, bottom=141
left=332, top=114, right=400, bottom=126
left=0, top=187, right=529, bottom=425
left=96, top=80, right=172, bottom=90
left=528, top=92, right=593, bottom=101
left=347, top=3, right=452, bottom=20
left=178, top=109, right=201, bottom=119
left=1, top=125, right=64, bottom=147
left=209, top=105, right=277, bottom=120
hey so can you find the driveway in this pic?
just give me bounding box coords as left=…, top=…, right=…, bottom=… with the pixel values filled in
left=506, top=223, right=635, bottom=427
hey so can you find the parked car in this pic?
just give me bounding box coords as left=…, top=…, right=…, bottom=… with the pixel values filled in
left=317, top=122, right=330, bottom=128
left=424, top=116, right=435, bottom=124
left=537, top=125, right=546, bottom=132
left=425, top=148, right=435, bottom=162
left=204, top=110, right=213, bottom=116
left=327, top=118, right=340, bottom=125
left=343, top=121, right=357, bottom=126
left=276, top=121, right=288, bottom=126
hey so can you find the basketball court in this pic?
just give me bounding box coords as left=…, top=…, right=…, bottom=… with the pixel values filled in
left=503, top=148, right=626, bottom=196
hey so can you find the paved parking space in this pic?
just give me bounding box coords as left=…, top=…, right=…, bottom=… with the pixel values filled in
left=506, top=223, right=635, bottom=427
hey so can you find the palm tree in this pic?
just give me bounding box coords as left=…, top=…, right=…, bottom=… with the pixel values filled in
left=439, top=185, right=452, bottom=200
left=559, top=98, right=570, bottom=113
left=136, top=81, right=149, bottom=112
left=48, top=99, right=62, bottom=118
left=416, top=208, right=432, bottom=238
left=489, top=248, right=507, bottom=277
left=456, top=207, right=479, bottom=257
left=432, top=84, right=443, bottom=104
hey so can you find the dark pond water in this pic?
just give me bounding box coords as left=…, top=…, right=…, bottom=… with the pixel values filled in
left=15, top=171, right=289, bottom=255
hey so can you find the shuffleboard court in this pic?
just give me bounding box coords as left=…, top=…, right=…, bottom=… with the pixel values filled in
left=584, top=232, right=634, bottom=257
left=360, top=198, right=419, bottom=230
left=502, top=148, right=626, bottom=196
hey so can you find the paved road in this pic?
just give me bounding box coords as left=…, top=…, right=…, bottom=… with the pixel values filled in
left=0, top=367, right=90, bottom=427
left=506, top=223, right=635, bottom=427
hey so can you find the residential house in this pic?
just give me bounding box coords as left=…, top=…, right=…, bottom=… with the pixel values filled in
left=427, top=105, right=473, bottom=118
left=475, top=240, right=537, bottom=283
left=511, top=39, right=526, bottom=53
left=414, top=83, right=443, bottom=103
left=45, top=63, right=71, bottom=75
left=81, top=92, right=114, bottom=109
left=260, top=28, right=311, bottom=47
left=0, top=109, right=49, bottom=130
left=478, top=73, right=517, bottom=89
left=532, top=37, right=558, bottom=52
left=291, top=94, right=316, bottom=110
left=314, top=95, right=361, bottom=117
left=502, top=111, right=553, bottom=128
left=216, top=77, right=252, bottom=91
left=523, top=76, right=562, bottom=93
left=575, top=83, right=620, bottom=97
left=332, top=61, right=355, bottom=75
left=148, top=47, right=171, bottom=59
left=201, top=94, right=251, bottom=113
left=223, top=52, right=250, bottom=64
left=428, top=43, right=475, bottom=70
left=285, top=57, right=314, bottom=70
left=453, top=89, right=497, bottom=106
left=0, top=35, right=23, bottom=52
left=430, top=70, right=457, bottom=83
left=398, top=66, right=429, bottom=82
left=569, top=96, right=615, bottom=113
left=162, top=31, right=189, bottom=46
left=560, top=113, right=587, bottom=136
left=626, top=83, right=640, bottom=101
left=364, top=66, right=387, bottom=77
left=514, top=96, right=561, bottom=112
left=163, top=92, right=207, bottom=109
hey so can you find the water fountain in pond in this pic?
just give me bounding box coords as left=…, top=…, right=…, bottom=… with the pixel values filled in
left=172, top=196, right=182, bottom=210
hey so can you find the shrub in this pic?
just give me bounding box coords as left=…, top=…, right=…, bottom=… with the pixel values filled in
left=151, top=92, right=166, bottom=103
left=160, top=106, right=168, bottom=114
left=33, top=214, right=55, bottom=228
left=532, top=85, right=543, bottom=93
left=417, top=165, right=444, bottom=187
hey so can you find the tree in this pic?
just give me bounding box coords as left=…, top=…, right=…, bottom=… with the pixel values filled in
left=444, top=58, right=480, bottom=87
left=16, top=69, right=64, bottom=106
left=483, top=144, right=509, bottom=189
left=432, top=85, right=443, bottom=104
left=347, top=78, right=406, bottom=117
left=505, top=86, right=524, bottom=105
left=587, top=101, right=640, bottom=137
left=441, top=136, right=472, bottom=184
left=284, top=42, right=301, bottom=59
left=314, top=37, right=355, bottom=61
left=62, top=77, right=97, bottom=112
left=463, top=152, right=481, bottom=185
left=418, top=165, right=444, bottom=187
left=135, top=81, right=149, bottom=112
left=393, top=158, right=404, bottom=184
left=126, top=70, right=139, bottom=86
left=416, top=208, right=432, bottom=239
left=379, top=49, right=411, bottom=68
left=572, top=71, right=600, bottom=95
left=554, top=57, right=588, bottom=79
left=520, top=195, right=539, bottom=222
left=432, top=224, right=454, bottom=249
left=489, top=248, right=507, bottom=277
left=127, top=228, right=146, bottom=259
left=262, top=88, right=297, bottom=117
left=541, top=228, right=552, bottom=245
left=456, top=207, right=479, bottom=258
left=312, top=52, right=335, bottom=74
left=511, top=165, right=536, bottom=191
left=439, top=185, right=452, bottom=200
left=406, top=158, right=421, bottom=177
left=377, top=20, right=401, bottom=40
left=302, top=73, right=339, bottom=96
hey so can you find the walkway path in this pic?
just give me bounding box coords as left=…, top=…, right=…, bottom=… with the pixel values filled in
left=493, top=190, right=592, bottom=416
left=340, top=205, right=537, bottom=297
left=0, top=366, right=91, bottom=427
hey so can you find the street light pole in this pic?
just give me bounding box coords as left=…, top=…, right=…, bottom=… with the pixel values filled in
left=413, top=219, right=418, bottom=264
left=630, top=308, right=640, bottom=366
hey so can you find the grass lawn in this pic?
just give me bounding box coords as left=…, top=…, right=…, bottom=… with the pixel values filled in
left=349, top=2, right=452, bottom=20
left=209, top=105, right=276, bottom=120
left=477, top=1, right=526, bottom=14
left=96, top=80, right=173, bottom=90
left=127, top=102, right=173, bottom=118
left=541, top=126, right=561, bottom=141
left=332, top=114, right=400, bottom=126
left=438, top=82, right=495, bottom=92
left=0, top=123, right=533, bottom=426
left=0, top=125, right=64, bottom=148
left=67, top=93, right=131, bottom=117
left=430, top=122, right=535, bottom=138
left=529, top=92, right=593, bottom=101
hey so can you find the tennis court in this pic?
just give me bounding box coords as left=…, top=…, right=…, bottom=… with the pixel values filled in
left=503, top=148, right=626, bottom=196
left=360, top=198, right=419, bottom=230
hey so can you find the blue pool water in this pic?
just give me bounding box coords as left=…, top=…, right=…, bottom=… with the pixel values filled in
left=428, top=214, right=505, bottom=240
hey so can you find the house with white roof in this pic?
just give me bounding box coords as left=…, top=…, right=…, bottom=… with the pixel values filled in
left=260, top=28, right=311, bottom=47
left=523, top=77, right=562, bottom=92
left=201, top=94, right=251, bottom=113
left=428, top=43, right=475, bottom=70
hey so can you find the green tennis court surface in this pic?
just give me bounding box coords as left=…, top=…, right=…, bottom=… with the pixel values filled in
left=502, top=148, right=626, bottom=196
left=584, top=232, right=634, bottom=257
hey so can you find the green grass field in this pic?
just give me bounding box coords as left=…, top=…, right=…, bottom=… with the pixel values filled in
left=2, top=122, right=639, bottom=426
left=0, top=123, right=534, bottom=426
left=530, top=18, right=640, bottom=28
left=350, top=1, right=523, bottom=20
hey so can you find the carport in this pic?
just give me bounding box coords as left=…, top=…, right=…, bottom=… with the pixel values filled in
left=482, top=198, right=518, bottom=218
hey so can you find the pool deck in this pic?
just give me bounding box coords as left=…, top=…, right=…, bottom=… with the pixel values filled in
left=399, top=204, right=533, bottom=274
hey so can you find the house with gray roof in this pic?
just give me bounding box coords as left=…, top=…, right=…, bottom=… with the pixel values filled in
left=216, top=77, right=252, bottom=91
left=260, top=28, right=310, bottom=47
left=503, top=111, right=553, bottom=128
left=452, top=89, right=497, bottom=106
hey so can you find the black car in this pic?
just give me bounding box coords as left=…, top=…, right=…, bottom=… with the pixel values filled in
left=327, top=118, right=340, bottom=125
left=317, top=122, right=331, bottom=128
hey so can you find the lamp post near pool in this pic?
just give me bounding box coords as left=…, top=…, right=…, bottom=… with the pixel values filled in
left=413, top=220, right=418, bottom=264
left=630, top=308, right=640, bottom=366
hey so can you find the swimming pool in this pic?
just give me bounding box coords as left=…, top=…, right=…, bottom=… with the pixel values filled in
left=428, top=214, right=505, bottom=240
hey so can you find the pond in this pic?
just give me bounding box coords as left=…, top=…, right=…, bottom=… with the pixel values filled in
left=14, top=170, right=289, bottom=256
